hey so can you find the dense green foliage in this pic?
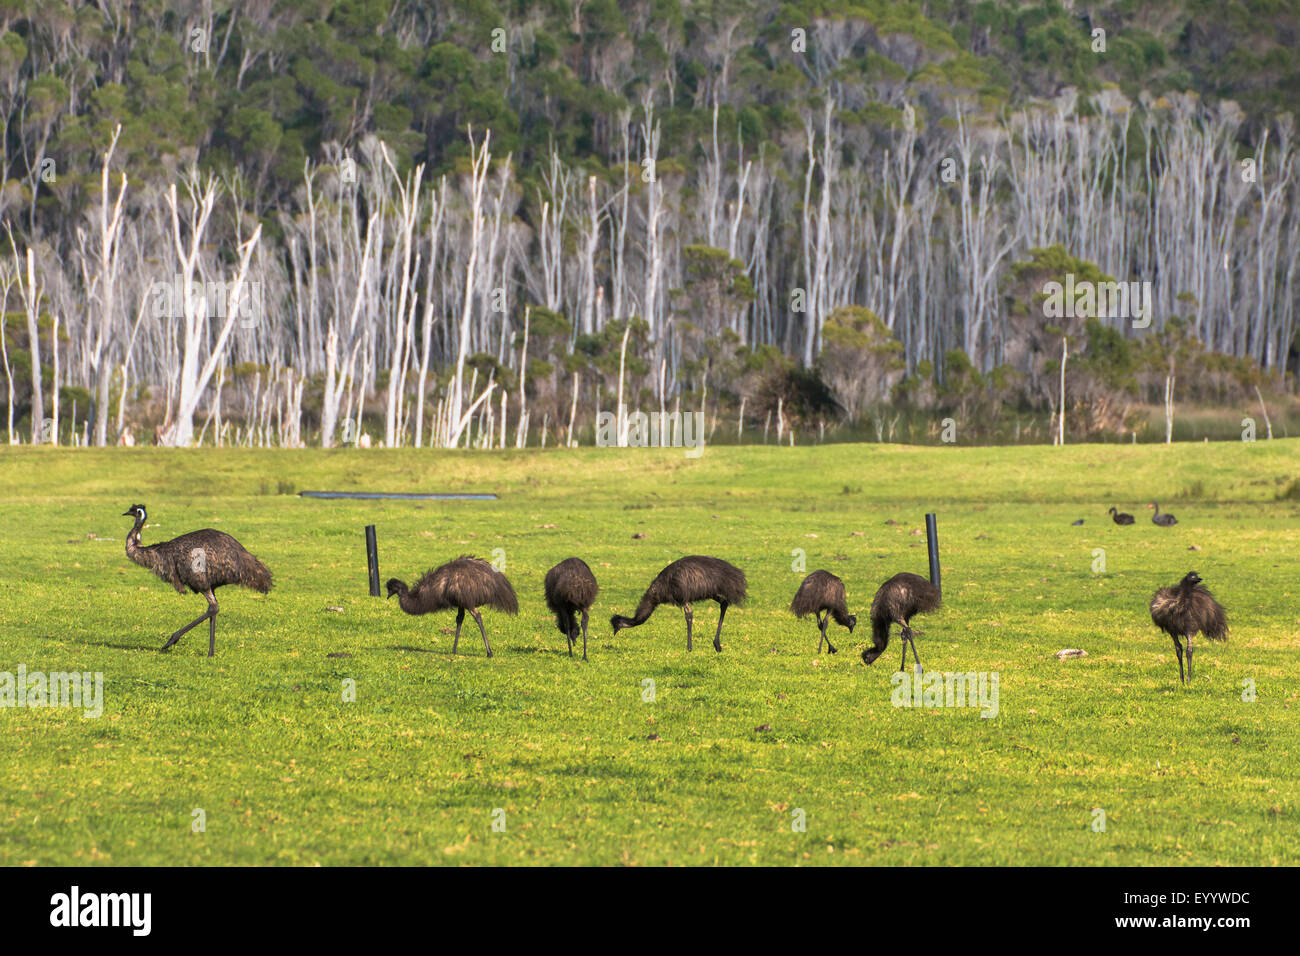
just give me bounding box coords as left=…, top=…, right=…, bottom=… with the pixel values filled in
left=5, top=1, right=1298, bottom=219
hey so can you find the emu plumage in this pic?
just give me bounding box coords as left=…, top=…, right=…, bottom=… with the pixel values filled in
left=387, top=556, right=518, bottom=658
left=610, top=555, right=746, bottom=652
left=122, top=504, right=272, bottom=656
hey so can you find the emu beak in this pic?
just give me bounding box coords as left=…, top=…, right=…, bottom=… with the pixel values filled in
left=121, top=510, right=133, bottom=516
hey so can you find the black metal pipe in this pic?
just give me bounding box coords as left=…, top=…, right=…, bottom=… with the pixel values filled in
left=365, top=524, right=380, bottom=597
left=925, top=513, right=940, bottom=595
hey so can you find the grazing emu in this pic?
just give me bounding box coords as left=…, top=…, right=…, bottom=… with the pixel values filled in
left=1149, top=571, right=1227, bottom=683
left=863, top=572, right=941, bottom=673
left=1108, top=506, right=1135, bottom=525
left=790, top=570, right=855, bottom=654
left=544, top=558, right=599, bottom=660
left=610, top=555, right=746, bottom=652
left=1149, top=502, right=1178, bottom=526
left=122, top=504, right=272, bottom=657
left=386, top=556, right=518, bottom=658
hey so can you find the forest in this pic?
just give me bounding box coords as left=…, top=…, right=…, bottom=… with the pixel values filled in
left=2, top=0, right=1299, bottom=448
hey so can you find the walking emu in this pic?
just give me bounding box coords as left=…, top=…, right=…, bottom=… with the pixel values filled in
left=1149, top=502, right=1178, bottom=526
left=386, top=556, right=518, bottom=658
left=610, top=555, right=746, bottom=652
left=1108, top=506, right=1135, bottom=525
left=122, top=504, right=272, bottom=657
left=1150, top=571, right=1227, bottom=683
left=863, top=572, right=941, bottom=672
left=544, top=558, right=599, bottom=660
left=790, top=570, right=855, bottom=654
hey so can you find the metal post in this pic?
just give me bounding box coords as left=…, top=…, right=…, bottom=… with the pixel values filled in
left=925, top=513, right=940, bottom=595
left=365, top=524, right=380, bottom=597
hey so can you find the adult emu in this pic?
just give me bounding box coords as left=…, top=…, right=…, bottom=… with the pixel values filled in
left=610, top=555, right=746, bottom=652
left=544, top=558, right=599, bottom=660
left=1149, top=571, right=1227, bottom=683
left=387, top=556, right=518, bottom=658
left=790, top=570, right=855, bottom=654
left=122, top=503, right=272, bottom=657
left=1149, top=502, right=1178, bottom=526
left=1108, top=506, right=1135, bottom=525
left=862, top=572, right=941, bottom=673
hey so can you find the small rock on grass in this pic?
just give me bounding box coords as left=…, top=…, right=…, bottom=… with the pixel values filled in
left=1055, top=648, right=1087, bottom=659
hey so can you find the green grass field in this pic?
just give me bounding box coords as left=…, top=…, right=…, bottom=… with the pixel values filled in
left=1, top=441, right=1297, bottom=865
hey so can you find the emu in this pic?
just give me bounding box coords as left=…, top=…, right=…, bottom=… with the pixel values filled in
left=386, top=556, right=518, bottom=658
left=122, top=504, right=272, bottom=657
left=544, top=558, right=599, bottom=660
left=863, top=572, right=941, bottom=673
left=1108, top=506, right=1135, bottom=525
left=1150, top=571, right=1227, bottom=683
left=610, top=555, right=746, bottom=652
left=790, top=570, right=855, bottom=654
left=1149, top=502, right=1178, bottom=526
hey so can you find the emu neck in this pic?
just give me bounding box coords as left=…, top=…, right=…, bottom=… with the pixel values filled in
left=125, top=520, right=154, bottom=570
left=396, top=586, right=423, bottom=615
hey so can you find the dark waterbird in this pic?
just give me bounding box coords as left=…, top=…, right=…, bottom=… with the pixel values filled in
left=790, top=570, right=855, bottom=654
left=862, top=572, right=941, bottom=673
left=544, top=557, right=599, bottom=660
left=1149, top=502, right=1178, bottom=526
left=1108, top=507, right=1135, bottom=525
left=610, top=555, right=746, bottom=652
left=1149, top=571, right=1227, bottom=683
left=122, top=504, right=272, bottom=657
left=387, top=556, right=518, bottom=658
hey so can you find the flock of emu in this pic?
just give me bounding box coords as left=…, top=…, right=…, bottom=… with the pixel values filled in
left=120, top=503, right=1227, bottom=684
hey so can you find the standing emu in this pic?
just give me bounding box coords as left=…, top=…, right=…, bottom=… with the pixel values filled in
left=863, top=572, right=941, bottom=672
left=1149, top=502, right=1178, bottom=526
left=122, top=503, right=272, bottom=657
left=1108, top=506, right=1135, bottom=525
left=790, top=570, right=855, bottom=654
left=610, top=555, right=746, bottom=652
left=544, top=558, right=599, bottom=660
left=386, top=556, right=518, bottom=658
left=1149, top=571, right=1227, bottom=683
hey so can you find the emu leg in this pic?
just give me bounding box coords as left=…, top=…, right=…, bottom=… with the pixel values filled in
left=566, top=611, right=575, bottom=658
left=206, top=591, right=219, bottom=657
left=904, top=624, right=924, bottom=675
left=581, top=610, right=589, bottom=661
left=1171, top=635, right=1185, bottom=684
left=453, top=607, right=465, bottom=654
left=1185, top=634, right=1194, bottom=682
left=683, top=604, right=693, bottom=652
left=824, top=614, right=838, bottom=655
left=899, top=626, right=908, bottom=673
left=816, top=612, right=826, bottom=653
left=161, top=605, right=213, bottom=652
left=713, top=601, right=728, bottom=652
left=471, top=608, right=492, bottom=658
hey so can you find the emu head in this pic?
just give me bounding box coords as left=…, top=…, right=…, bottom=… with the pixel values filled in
left=846, top=614, right=857, bottom=633
left=861, top=645, right=882, bottom=666
left=121, top=504, right=147, bottom=522
left=1181, top=571, right=1202, bottom=588
left=384, top=578, right=405, bottom=599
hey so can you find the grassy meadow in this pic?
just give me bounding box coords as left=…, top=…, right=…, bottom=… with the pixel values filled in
left=0, top=440, right=1297, bottom=865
